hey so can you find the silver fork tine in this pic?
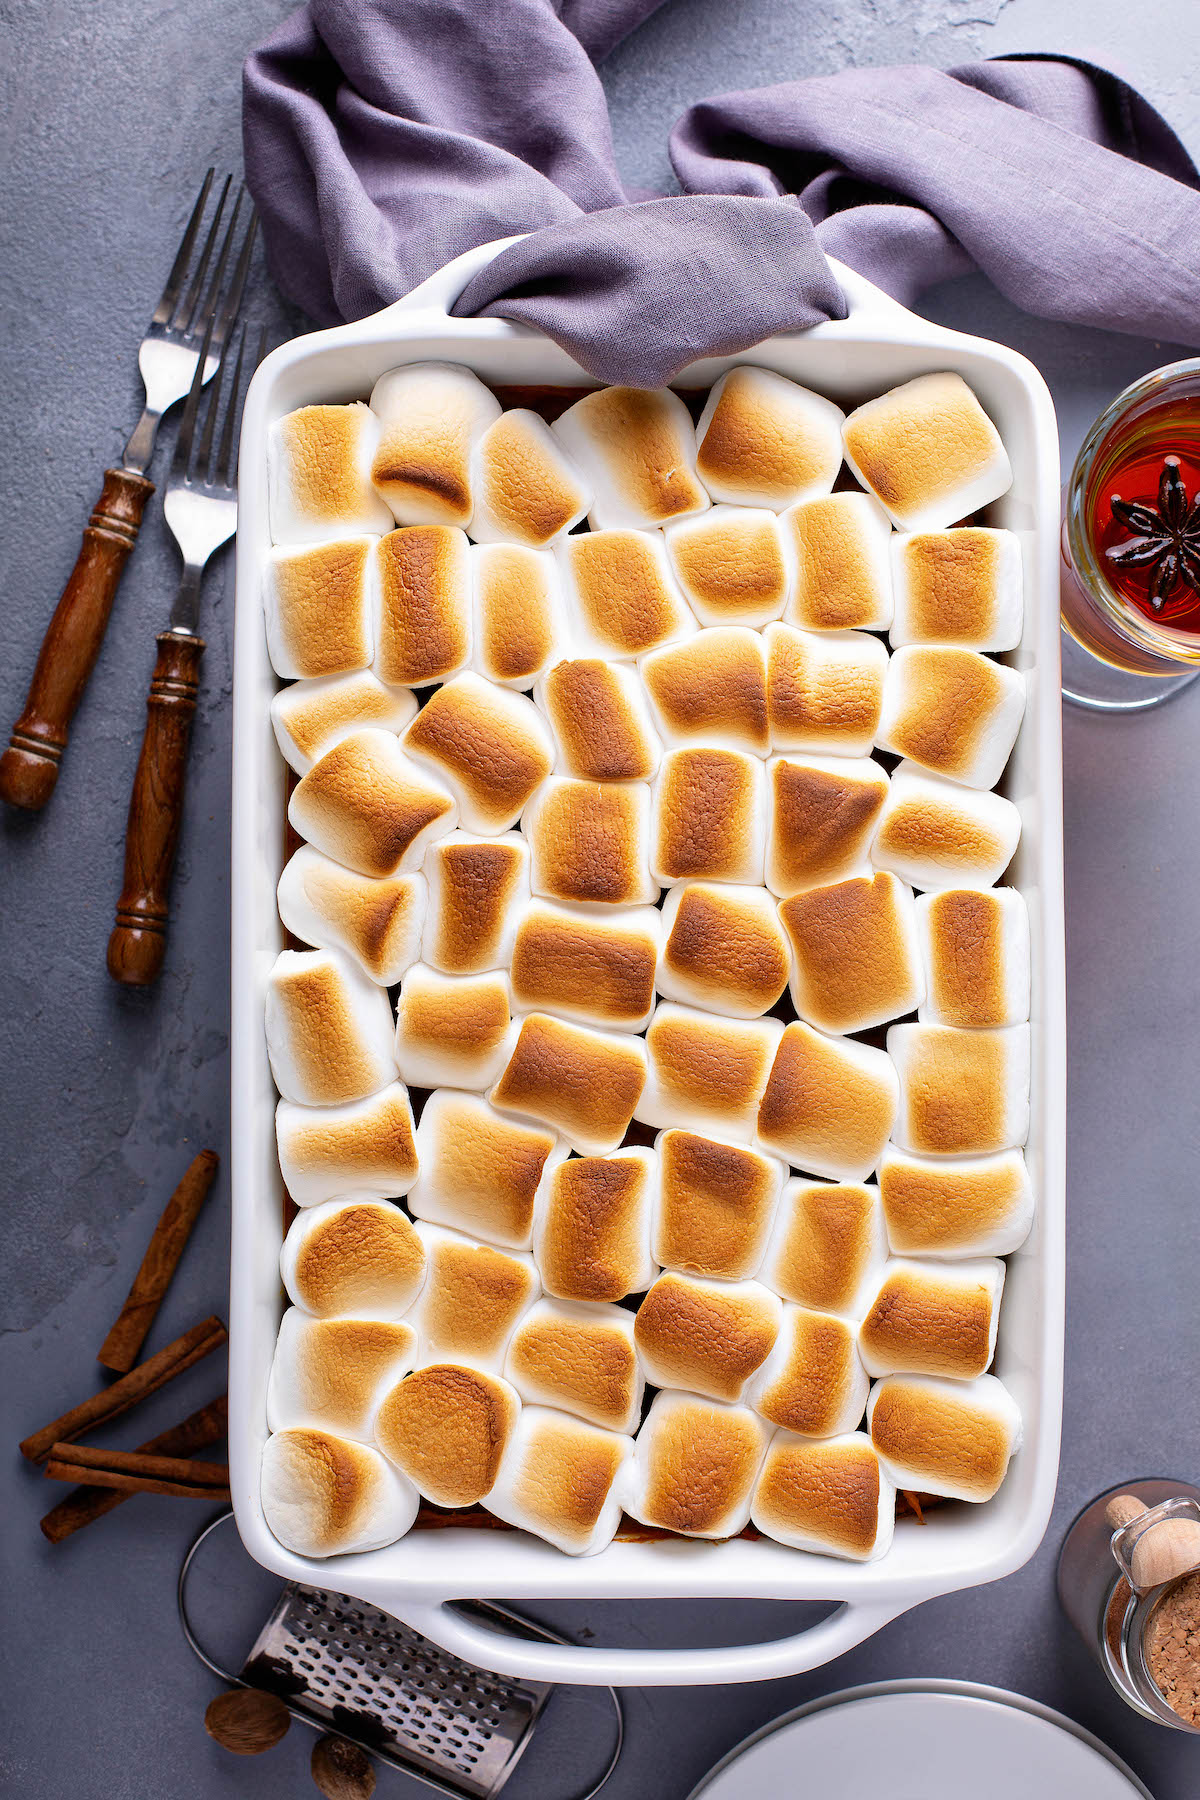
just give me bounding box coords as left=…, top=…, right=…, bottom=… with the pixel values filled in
left=174, top=175, right=230, bottom=336
left=193, top=334, right=231, bottom=485
left=172, top=306, right=218, bottom=480
left=196, top=187, right=245, bottom=349
left=150, top=169, right=214, bottom=327
left=211, top=210, right=259, bottom=357
left=214, top=329, right=249, bottom=488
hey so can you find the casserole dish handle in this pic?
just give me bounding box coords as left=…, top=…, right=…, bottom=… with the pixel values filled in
left=390, top=1596, right=906, bottom=1687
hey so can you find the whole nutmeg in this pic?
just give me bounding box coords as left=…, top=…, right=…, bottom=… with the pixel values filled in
left=311, top=1733, right=376, bottom=1799
left=204, top=1687, right=291, bottom=1755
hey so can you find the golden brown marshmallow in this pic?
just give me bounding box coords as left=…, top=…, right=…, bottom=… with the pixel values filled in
left=261, top=1428, right=417, bottom=1556
left=281, top=1198, right=426, bottom=1319
left=778, top=870, right=923, bottom=1034
left=408, top=1222, right=540, bottom=1371
left=265, top=947, right=399, bottom=1106
left=267, top=1310, right=418, bottom=1439
left=890, top=527, right=1023, bottom=651
left=469, top=408, right=591, bottom=546
left=271, top=670, right=416, bottom=776
left=658, top=881, right=791, bottom=1019
left=752, top=1430, right=895, bottom=1559
left=651, top=748, right=767, bottom=887
left=491, top=1012, right=648, bottom=1156
left=509, top=900, right=660, bottom=1032
left=551, top=385, right=709, bottom=530
left=369, top=362, right=501, bottom=528
left=867, top=1372, right=1022, bottom=1501
left=887, top=1022, right=1031, bottom=1156
left=641, top=628, right=770, bottom=756
left=877, top=1144, right=1034, bottom=1259
left=764, top=754, right=889, bottom=898
left=409, top=1090, right=564, bottom=1250
left=745, top=1306, right=870, bottom=1438
left=858, top=1256, right=1005, bottom=1379
left=757, top=1179, right=889, bottom=1319
left=783, top=492, right=894, bottom=631
left=484, top=1406, right=633, bottom=1555
left=764, top=622, right=887, bottom=758
left=505, top=1297, right=642, bottom=1432
left=523, top=778, right=657, bottom=907
left=557, top=527, right=695, bottom=659
left=288, top=729, right=456, bottom=880
left=639, top=1004, right=783, bottom=1142
left=403, top=672, right=554, bottom=834
left=374, top=1363, right=520, bottom=1506
left=756, top=1022, right=898, bottom=1183
left=870, top=762, right=1021, bottom=891
left=627, top=1391, right=771, bottom=1538
left=422, top=831, right=529, bottom=974
left=268, top=404, right=394, bottom=545
left=263, top=537, right=377, bottom=679
left=664, top=506, right=791, bottom=628
left=535, top=659, right=661, bottom=782
left=276, top=1086, right=419, bottom=1207
left=653, top=1129, right=784, bottom=1281
left=470, top=543, right=567, bottom=687
left=374, top=525, right=472, bottom=685
left=634, top=1271, right=781, bottom=1402
left=532, top=1147, right=657, bottom=1302
left=277, top=848, right=426, bottom=989
left=876, top=645, right=1025, bottom=789
left=694, top=367, right=845, bottom=509
left=842, top=373, right=1013, bottom=532
left=394, top=965, right=512, bottom=1090
left=915, top=886, right=1030, bottom=1028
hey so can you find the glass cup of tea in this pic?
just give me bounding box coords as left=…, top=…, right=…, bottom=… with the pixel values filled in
left=1060, top=357, right=1200, bottom=711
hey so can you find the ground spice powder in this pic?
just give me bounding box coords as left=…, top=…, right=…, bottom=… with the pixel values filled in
left=1145, top=1572, right=1200, bottom=1723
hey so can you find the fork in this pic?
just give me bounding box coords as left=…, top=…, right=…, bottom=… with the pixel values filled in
left=0, top=172, right=256, bottom=812
left=107, top=316, right=266, bottom=986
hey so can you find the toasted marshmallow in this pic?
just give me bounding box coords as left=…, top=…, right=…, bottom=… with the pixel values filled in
left=276, top=1086, right=419, bottom=1207
left=491, top=1013, right=647, bottom=1156
left=557, top=528, right=695, bottom=660
left=408, top=1223, right=539, bottom=1371
left=641, top=628, right=769, bottom=756
left=369, top=362, right=501, bottom=528
left=263, top=538, right=377, bottom=679
left=394, top=966, right=512, bottom=1090
left=651, top=748, right=766, bottom=887
left=403, top=673, right=554, bottom=834
left=891, top=527, right=1023, bottom=651
left=261, top=1428, right=417, bottom=1556
left=271, top=671, right=417, bottom=776
left=524, top=778, right=657, bottom=907
left=485, top=1405, right=633, bottom=1555
left=878, top=1144, right=1034, bottom=1259
left=756, top=1023, right=898, bottom=1183
left=784, top=492, right=894, bottom=631
left=628, top=1391, right=770, bottom=1538
left=281, top=1198, right=426, bottom=1318
left=374, top=1364, right=521, bottom=1507
left=843, top=373, right=1013, bottom=532
left=657, top=882, right=790, bottom=1019
left=289, top=730, right=456, bottom=880
left=764, top=623, right=887, bottom=757
left=532, top=1148, right=657, bottom=1302
left=266, top=948, right=399, bottom=1106
left=267, top=1309, right=418, bottom=1439
left=752, top=1430, right=895, bottom=1560
left=877, top=646, right=1025, bottom=790
left=695, top=367, right=844, bottom=509
left=409, top=1090, right=564, bottom=1250
left=871, top=762, right=1021, bottom=891
left=278, top=849, right=425, bottom=989
left=422, top=831, right=529, bottom=974
left=653, top=1129, right=784, bottom=1282
left=888, top=1022, right=1030, bottom=1157
left=765, top=754, right=889, bottom=898
left=374, top=526, right=472, bottom=686
left=916, top=886, right=1030, bottom=1027
left=664, top=507, right=791, bottom=628
left=469, top=408, right=591, bottom=546
left=470, top=544, right=568, bottom=687
left=758, top=1179, right=889, bottom=1319
left=509, top=900, right=660, bottom=1032
left=859, top=1256, right=1005, bottom=1380
left=535, top=659, right=661, bottom=782
left=634, top=1272, right=781, bottom=1402
left=779, top=871, right=923, bottom=1034
left=505, top=1297, right=641, bottom=1432
left=551, top=386, right=709, bottom=530
left=746, top=1306, right=870, bottom=1438
left=268, top=404, right=393, bottom=545
left=867, top=1371, right=1022, bottom=1502
left=639, top=1004, right=783, bottom=1143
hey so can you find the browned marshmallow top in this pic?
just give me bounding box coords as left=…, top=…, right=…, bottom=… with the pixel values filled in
left=765, top=623, right=885, bottom=752
left=564, top=528, right=689, bottom=656
left=638, top=1397, right=767, bottom=1535
left=415, top=1232, right=538, bottom=1365
left=564, top=386, right=708, bottom=523
left=756, top=1024, right=896, bottom=1180
left=878, top=1151, right=1028, bottom=1256
left=290, top=732, right=453, bottom=880
left=493, top=1013, right=647, bottom=1152
left=375, top=1364, right=518, bottom=1506
left=779, top=871, right=919, bottom=1033
left=475, top=411, right=589, bottom=545
left=696, top=368, right=841, bottom=506
left=767, top=1182, right=881, bottom=1315
left=642, top=629, right=769, bottom=754
left=277, top=408, right=374, bottom=528
left=506, top=1303, right=638, bottom=1431
left=422, top=1096, right=560, bottom=1245
left=527, top=780, right=652, bottom=906
left=655, top=1130, right=779, bottom=1281
left=654, top=749, right=762, bottom=884
left=859, top=1263, right=997, bottom=1379
left=292, top=1204, right=426, bottom=1318
left=844, top=373, right=1003, bottom=522
left=474, top=545, right=558, bottom=683
left=785, top=494, right=889, bottom=630
left=375, top=527, right=470, bottom=685
left=507, top=1412, right=628, bottom=1550
left=896, top=529, right=1011, bottom=644
left=869, top=1378, right=1014, bottom=1500
left=536, top=1153, right=653, bottom=1302
left=766, top=757, right=888, bottom=895
left=644, top=1008, right=779, bottom=1135
left=634, top=1273, right=779, bottom=1401
left=921, top=887, right=1012, bottom=1027
left=269, top=538, right=373, bottom=677
left=881, top=646, right=1016, bottom=782
left=754, top=1434, right=883, bottom=1557
left=510, top=905, right=657, bottom=1028
left=276, top=1316, right=417, bottom=1436
left=279, top=1088, right=420, bottom=1206
left=755, top=1310, right=863, bottom=1437
left=425, top=836, right=526, bottom=973
left=661, top=883, right=790, bottom=1018
left=667, top=510, right=790, bottom=622
left=539, top=660, right=659, bottom=781
left=405, top=676, right=552, bottom=831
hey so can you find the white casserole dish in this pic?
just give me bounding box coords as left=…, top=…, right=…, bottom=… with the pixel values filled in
left=230, top=241, right=1066, bottom=1687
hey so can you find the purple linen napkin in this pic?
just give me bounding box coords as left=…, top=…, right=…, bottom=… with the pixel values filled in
left=243, top=0, right=1200, bottom=385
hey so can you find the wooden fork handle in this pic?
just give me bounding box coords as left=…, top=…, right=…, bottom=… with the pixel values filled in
left=107, top=632, right=205, bottom=987
left=0, top=467, right=155, bottom=812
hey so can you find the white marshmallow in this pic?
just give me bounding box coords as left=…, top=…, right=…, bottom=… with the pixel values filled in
left=373, top=525, right=473, bottom=687
left=422, top=831, right=529, bottom=975
left=639, top=1003, right=783, bottom=1143
left=783, top=492, right=894, bottom=632
left=843, top=373, right=1013, bottom=533
left=695, top=367, right=845, bottom=510
left=267, top=1307, right=418, bottom=1439
left=491, top=1012, right=648, bottom=1156
left=263, top=537, right=378, bottom=679
left=641, top=628, right=769, bottom=756
left=276, top=1086, right=419, bottom=1207
left=651, top=748, right=767, bottom=888
left=745, top=1304, right=870, bottom=1439
left=531, top=1147, right=658, bottom=1303
left=408, top=1222, right=540, bottom=1372
left=557, top=527, right=696, bottom=661
left=470, top=544, right=569, bottom=687
left=871, top=761, right=1021, bottom=891
left=756, top=1022, right=898, bottom=1183
left=524, top=777, right=658, bottom=908
left=277, top=847, right=426, bottom=989
left=764, top=753, right=890, bottom=898
left=509, top=899, right=661, bottom=1033
left=288, top=729, right=457, bottom=880
left=468, top=408, right=591, bottom=546
left=535, top=659, right=662, bottom=783
left=402, top=672, right=554, bottom=834
left=394, top=966, right=512, bottom=1091
left=877, top=646, right=1025, bottom=789
left=261, top=1427, right=418, bottom=1556
left=764, top=622, right=887, bottom=758
left=483, top=1405, right=633, bottom=1555
left=551, top=385, right=709, bottom=530
left=867, top=1371, right=1023, bottom=1502
left=633, top=1273, right=782, bottom=1404
left=887, top=1022, right=1031, bottom=1157
left=281, top=1197, right=426, bottom=1319
left=657, top=882, right=790, bottom=1019
left=758, top=1178, right=889, bottom=1320
left=916, top=886, right=1031, bottom=1027
left=778, top=871, right=923, bottom=1034
left=268, top=404, right=393, bottom=545
left=890, top=527, right=1024, bottom=651
left=369, top=362, right=501, bottom=528
left=271, top=671, right=417, bottom=776
left=266, top=947, right=399, bottom=1107
left=859, top=1255, right=1006, bottom=1381
left=504, top=1297, right=642, bottom=1433
left=752, top=1430, right=896, bottom=1560
left=652, top=1128, right=784, bottom=1282
left=409, top=1089, right=566, bottom=1251
left=664, top=506, right=792, bottom=628
left=627, top=1391, right=771, bottom=1538
left=878, top=1144, right=1034, bottom=1259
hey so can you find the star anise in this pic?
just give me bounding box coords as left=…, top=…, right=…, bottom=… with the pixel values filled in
left=1105, top=455, right=1200, bottom=611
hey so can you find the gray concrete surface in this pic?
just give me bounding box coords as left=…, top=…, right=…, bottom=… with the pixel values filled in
left=3, top=0, right=1200, bottom=1794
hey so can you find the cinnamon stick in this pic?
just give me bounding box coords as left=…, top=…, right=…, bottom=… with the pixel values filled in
left=40, top=1394, right=228, bottom=1543
left=44, top=1459, right=230, bottom=1501
left=45, top=1442, right=230, bottom=1487
left=98, top=1150, right=219, bottom=1372
left=20, top=1315, right=226, bottom=1464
